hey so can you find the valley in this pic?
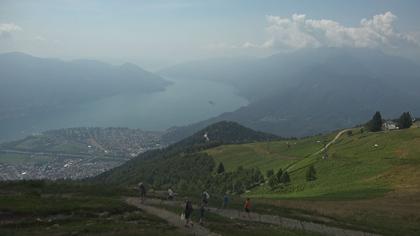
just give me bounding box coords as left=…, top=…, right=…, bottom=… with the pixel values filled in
left=0, top=127, right=163, bottom=180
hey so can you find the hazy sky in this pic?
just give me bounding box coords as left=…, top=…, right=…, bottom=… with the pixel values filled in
left=1, top=0, right=420, bottom=70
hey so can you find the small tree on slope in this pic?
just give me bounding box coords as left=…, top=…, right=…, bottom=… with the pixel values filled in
left=217, top=162, right=225, bottom=174
left=399, top=112, right=413, bottom=129
left=368, top=111, right=383, bottom=132
left=306, top=165, right=317, bottom=181
left=279, top=171, right=291, bottom=184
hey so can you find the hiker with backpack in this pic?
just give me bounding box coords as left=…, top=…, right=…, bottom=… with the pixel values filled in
left=167, top=187, right=175, bottom=200
left=202, top=190, right=210, bottom=206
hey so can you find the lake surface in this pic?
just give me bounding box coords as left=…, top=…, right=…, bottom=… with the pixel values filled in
left=0, top=77, right=248, bottom=142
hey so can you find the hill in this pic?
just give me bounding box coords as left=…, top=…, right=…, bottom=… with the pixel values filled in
left=92, top=121, right=280, bottom=186
left=207, top=127, right=420, bottom=199
left=204, top=127, right=420, bottom=235
left=161, top=48, right=420, bottom=139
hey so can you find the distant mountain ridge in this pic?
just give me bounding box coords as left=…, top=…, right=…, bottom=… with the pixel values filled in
left=160, top=48, right=420, bottom=139
left=0, top=52, right=170, bottom=122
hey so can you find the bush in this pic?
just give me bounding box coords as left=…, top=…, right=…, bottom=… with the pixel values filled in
left=266, top=169, right=274, bottom=178
left=276, top=168, right=283, bottom=182
left=217, top=162, right=225, bottom=174
left=268, top=175, right=279, bottom=189
left=279, top=171, right=291, bottom=184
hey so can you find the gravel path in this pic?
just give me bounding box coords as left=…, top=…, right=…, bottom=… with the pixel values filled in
left=136, top=198, right=381, bottom=236
left=126, top=197, right=220, bottom=236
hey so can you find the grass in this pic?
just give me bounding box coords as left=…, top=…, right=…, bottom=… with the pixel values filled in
left=0, top=182, right=182, bottom=236
left=203, top=127, right=420, bottom=235
left=206, top=127, right=420, bottom=200
left=204, top=133, right=333, bottom=175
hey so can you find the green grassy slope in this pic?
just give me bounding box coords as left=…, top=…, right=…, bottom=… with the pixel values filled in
left=205, top=133, right=336, bottom=175
left=206, top=127, right=420, bottom=200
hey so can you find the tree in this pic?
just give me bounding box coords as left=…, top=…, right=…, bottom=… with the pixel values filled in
left=276, top=168, right=283, bottom=182
left=268, top=175, right=279, bottom=189
left=279, top=171, right=290, bottom=184
left=367, top=111, right=383, bottom=132
left=266, top=169, right=274, bottom=178
left=399, top=112, right=413, bottom=129
left=306, top=165, right=317, bottom=181
left=217, top=162, right=225, bottom=174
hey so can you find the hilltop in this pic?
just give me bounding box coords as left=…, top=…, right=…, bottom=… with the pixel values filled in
left=92, top=121, right=280, bottom=185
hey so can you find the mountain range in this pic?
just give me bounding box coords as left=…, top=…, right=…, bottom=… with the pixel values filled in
left=161, top=48, right=420, bottom=140
left=0, top=52, right=170, bottom=122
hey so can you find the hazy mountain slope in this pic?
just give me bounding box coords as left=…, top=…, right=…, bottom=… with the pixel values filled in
left=160, top=48, right=420, bottom=140
left=0, top=52, right=170, bottom=121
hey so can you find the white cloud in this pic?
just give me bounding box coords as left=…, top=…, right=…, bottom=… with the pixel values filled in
left=261, top=12, right=420, bottom=50
left=210, top=12, right=419, bottom=52
left=0, top=23, right=22, bottom=38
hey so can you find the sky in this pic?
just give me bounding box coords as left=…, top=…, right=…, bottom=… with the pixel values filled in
left=1, top=0, right=420, bottom=70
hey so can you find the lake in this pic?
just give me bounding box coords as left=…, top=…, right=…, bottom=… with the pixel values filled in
left=0, top=77, right=248, bottom=142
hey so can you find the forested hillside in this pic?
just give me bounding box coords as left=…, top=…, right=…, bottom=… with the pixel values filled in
left=92, top=121, right=279, bottom=192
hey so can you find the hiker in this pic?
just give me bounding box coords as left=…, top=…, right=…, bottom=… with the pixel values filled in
left=184, top=199, right=194, bottom=227
left=168, top=187, right=175, bottom=200
left=202, top=191, right=210, bottom=206
left=244, top=198, right=251, bottom=219
left=222, top=194, right=229, bottom=208
left=138, top=182, right=146, bottom=203
left=199, top=202, right=205, bottom=225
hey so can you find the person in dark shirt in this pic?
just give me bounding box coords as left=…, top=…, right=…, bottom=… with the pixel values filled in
left=138, top=182, right=146, bottom=203
left=184, top=199, right=194, bottom=227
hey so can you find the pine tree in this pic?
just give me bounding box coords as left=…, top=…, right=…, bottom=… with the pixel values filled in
left=306, top=165, right=317, bottom=181
left=276, top=168, right=283, bottom=182
left=279, top=171, right=290, bottom=184
left=268, top=175, right=279, bottom=189
left=217, top=162, right=225, bottom=174
left=368, top=111, right=383, bottom=132
left=399, top=112, right=413, bottom=129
